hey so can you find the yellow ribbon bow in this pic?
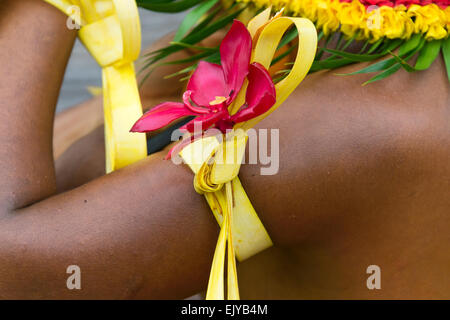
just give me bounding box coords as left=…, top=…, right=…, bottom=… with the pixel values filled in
left=45, top=0, right=317, bottom=300
left=44, top=0, right=147, bottom=172
left=180, top=8, right=317, bottom=300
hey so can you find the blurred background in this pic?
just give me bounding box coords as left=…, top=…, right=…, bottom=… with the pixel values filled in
left=56, top=9, right=186, bottom=112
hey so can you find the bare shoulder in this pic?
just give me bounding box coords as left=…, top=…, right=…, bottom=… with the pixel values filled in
left=243, top=57, right=450, bottom=246
left=238, top=58, right=450, bottom=299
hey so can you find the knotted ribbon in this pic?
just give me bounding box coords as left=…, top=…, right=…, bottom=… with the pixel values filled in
left=180, top=129, right=272, bottom=299
left=179, top=9, right=318, bottom=300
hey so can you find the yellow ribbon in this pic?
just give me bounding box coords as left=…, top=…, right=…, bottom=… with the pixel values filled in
left=180, top=130, right=267, bottom=300
left=46, top=1, right=317, bottom=300
left=44, top=0, right=147, bottom=172
left=180, top=8, right=317, bottom=300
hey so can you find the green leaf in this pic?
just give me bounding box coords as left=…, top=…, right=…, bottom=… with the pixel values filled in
left=362, top=63, right=402, bottom=85
left=387, top=52, right=417, bottom=72
left=137, top=0, right=204, bottom=13
left=319, top=39, right=400, bottom=64
left=337, top=57, right=397, bottom=75
left=143, top=8, right=244, bottom=68
left=336, top=38, right=424, bottom=76
left=321, top=47, right=388, bottom=62
left=442, top=37, right=450, bottom=82
left=182, top=7, right=244, bottom=44
left=187, top=5, right=221, bottom=36
left=271, top=44, right=297, bottom=66
left=318, top=35, right=356, bottom=61
left=415, top=39, right=442, bottom=70
left=359, top=40, right=370, bottom=54
left=321, top=38, right=402, bottom=63
left=341, top=37, right=355, bottom=51
left=165, top=64, right=197, bottom=79
left=163, top=51, right=215, bottom=65
left=317, top=30, right=324, bottom=42
left=310, top=58, right=354, bottom=71
left=173, top=0, right=220, bottom=41
left=398, top=34, right=422, bottom=56
left=316, top=34, right=333, bottom=60
left=204, top=50, right=221, bottom=64
left=386, top=38, right=437, bottom=73
left=169, top=41, right=218, bottom=52
left=274, top=69, right=291, bottom=75
left=334, top=33, right=344, bottom=50
left=277, top=27, right=298, bottom=50
left=362, top=43, right=425, bottom=84
left=377, top=38, right=403, bottom=54
left=386, top=38, right=425, bottom=72
left=366, top=38, right=383, bottom=54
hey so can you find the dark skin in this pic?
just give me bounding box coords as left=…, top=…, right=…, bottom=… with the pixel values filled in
left=1, top=0, right=449, bottom=299
left=0, top=0, right=217, bottom=299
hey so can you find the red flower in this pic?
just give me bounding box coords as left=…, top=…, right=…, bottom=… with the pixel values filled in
left=361, top=0, right=395, bottom=7
left=131, top=20, right=276, bottom=136
left=394, top=0, right=421, bottom=6
left=353, top=0, right=450, bottom=7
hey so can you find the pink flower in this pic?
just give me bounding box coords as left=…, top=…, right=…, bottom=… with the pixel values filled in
left=360, top=0, right=395, bottom=7
left=394, top=0, right=421, bottom=6
left=131, top=20, right=276, bottom=137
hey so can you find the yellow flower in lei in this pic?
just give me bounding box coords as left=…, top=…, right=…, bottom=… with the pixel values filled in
left=135, top=0, right=449, bottom=85
left=239, top=0, right=450, bottom=40
left=316, top=0, right=341, bottom=35
left=229, top=0, right=450, bottom=83
left=338, top=0, right=367, bottom=39
left=446, top=7, right=450, bottom=30
left=409, top=4, right=448, bottom=39
left=379, top=6, right=410, bottom=39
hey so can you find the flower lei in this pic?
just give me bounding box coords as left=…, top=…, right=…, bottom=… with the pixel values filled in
left=133, top=9, right=318, bottom=299
left=239, top=0, right=450, bottom=83
left=239, top=0, right=450, bottom=41
left=137, top=0, right=450, bottom=84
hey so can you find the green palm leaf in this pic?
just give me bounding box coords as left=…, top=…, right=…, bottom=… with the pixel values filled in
left=137, top=0, right=204, bottom=13
left=173, top=0, right=220, bottom=41
left=442, top=37, right=450, bottom=82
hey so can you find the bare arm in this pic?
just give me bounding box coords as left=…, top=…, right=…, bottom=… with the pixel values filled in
left=54, top=51, right=450, bottom=299
left=0, top=0, right=219, bottom=299
left=1, top=0, right=449, bottom=300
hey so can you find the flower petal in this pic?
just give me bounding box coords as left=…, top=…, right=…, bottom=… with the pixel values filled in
left=179, top=109, right=229, bottom=133
left=220, top=20, right=252, bottom=101
left=232, top=62, right=276, bottom=123
left=130, top=102, right=198, bottom=132
left=215, top=119, right=234, bottom=133
left=187, top=61, right=227, bottom=107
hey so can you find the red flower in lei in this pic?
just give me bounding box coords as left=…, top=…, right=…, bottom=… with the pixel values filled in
left=340, top=0, right=449, bottom=8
